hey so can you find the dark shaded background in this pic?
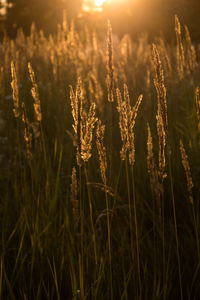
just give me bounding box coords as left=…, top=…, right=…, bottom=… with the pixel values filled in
left=1, top=0, right=200, bottom=41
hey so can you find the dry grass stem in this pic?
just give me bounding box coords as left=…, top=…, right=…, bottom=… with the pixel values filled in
left=179, top=140, right=194, bottom=204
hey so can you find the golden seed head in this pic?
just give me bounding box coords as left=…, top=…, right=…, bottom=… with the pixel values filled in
left=107, top=20, right=114, bottom=102
left=71, top=167, right=79, bottom=225
left=21, top=102, right=32, bottom=160
left=195, top=86, right=200, bottom=131
left=96, top=120, right=107, bottom=184
left=117, top=85, right=142, bottom=165
left=175, top=15, right=181, bottom=35
left=11, top=61, right=20, bottom=118
left=28, top=62, right=42, bottom=128
left=81, top=102, right=97, bottom=162
left=180, top=139, right=194, bottom=205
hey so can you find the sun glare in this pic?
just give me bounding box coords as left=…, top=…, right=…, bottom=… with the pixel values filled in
left=83, top=0, right=130, bottom=12
left=95, top=0, right=106, bottom=7
left=83, top=0, right=106, bottom=12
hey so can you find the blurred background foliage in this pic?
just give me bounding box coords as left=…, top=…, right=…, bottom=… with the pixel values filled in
left=0, top=0, right=200, bottom=41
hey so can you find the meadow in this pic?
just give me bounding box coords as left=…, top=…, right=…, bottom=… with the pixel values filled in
left=0, top=14, right=200, bottom=299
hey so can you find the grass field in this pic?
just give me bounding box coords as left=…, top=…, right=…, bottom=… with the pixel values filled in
left=0, top=15, right=200, bottom=299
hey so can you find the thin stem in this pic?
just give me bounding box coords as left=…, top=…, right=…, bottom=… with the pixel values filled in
left=125, top=158, right=134, bottom=260
left=84, top=163, right=98, bottom=265
left=192, top=204, right=200, bottom=261
left=108, top=102, right=113, bottom=183
left=168, top=155, right=183, bottom=300
left=78, top=165, right=84, bottom=298
left=161, top=188, right=166, bottom=299
left=131, top=166, right=141, bottom=297
left=105, top=179, right=113, bottom=300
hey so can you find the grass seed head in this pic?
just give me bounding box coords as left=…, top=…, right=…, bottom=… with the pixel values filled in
left=96, top=120, right=107, bottom=184
left=106, top=20, right=114, bottom=102
left=28, top=62, right=42, bottom=122
left=11, top=61, right=20, bottom=118
left=22, top=102, right=32, bottom=160
left=180, top=139, right=194, bottom=204
left=71, top=167, right=79, bottom=226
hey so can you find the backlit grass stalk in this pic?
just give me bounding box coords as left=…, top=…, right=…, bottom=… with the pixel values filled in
left=11, top=60, right=23, bottom=166
left=81, top=102, right=97, bottom=162
left=152, top=43, right=169, bottom=298
left=116, top=85, right=143, bottom=164
left=70, top=80, right=84, bottom=291
left=168, top=154, right=183, bottom=300
left=184, top=25, right=198, bottom=74
left=71, top=78, right=98, bottom=293
left=28, top=62, right=48, bottom=168
left=195, top=87, right=200, bottom=132
left=117, top=75, right=132, bottom=250
left=147, top=124, right=161, bottom=285
left=21, top=102, right=32, bottom=161
left=106, top=20, right=114, bottom=183
left=71, top=167, right=79, bottom=228
left=106, top=20, right=114, bottom=103
left=70, top=78, right=82, bottom=167
left=28, top=62, right=42, bottom=138
left=179, top=140, right=199, bottom=259
left=96, top=120, right=113, bottom=299
left=11, top=61, right=20, bottom=119
left=116, top=85, right=142, bottom=294
left=153, top=43, right=183, bottom=298
left=147, top=123, right=162, bottom=219
left=125, top=156, right=134, bottom=260
left=175, top=15, right=185, bottom=80
left=131, top=166, right=141, bottom=296
left=84, top=162, right=98, bottom=266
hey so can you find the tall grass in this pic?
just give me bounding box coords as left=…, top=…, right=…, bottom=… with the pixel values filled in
left=0, top=14, right=200, bottom=299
